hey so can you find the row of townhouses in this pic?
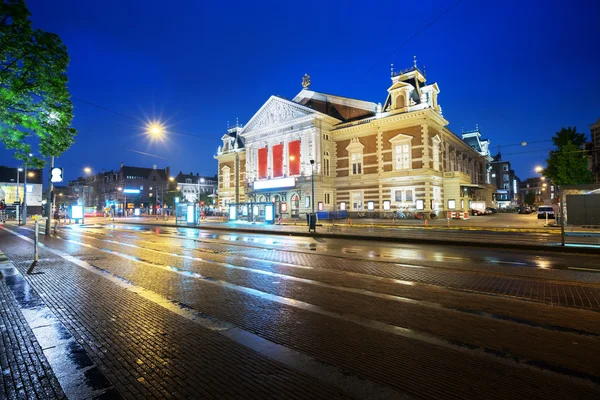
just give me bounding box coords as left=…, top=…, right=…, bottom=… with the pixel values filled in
left=63, top=164, right=217, bottom=212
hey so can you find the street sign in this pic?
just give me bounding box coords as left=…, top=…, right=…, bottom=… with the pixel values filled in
left=50, top=167, right=64, bottom=183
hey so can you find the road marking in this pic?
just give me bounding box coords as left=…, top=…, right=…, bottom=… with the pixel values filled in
left=30, top=228, right=600, bottom=386
left=569, top=267, right=600, bottom=273
left=494, top=260, right=529, bottom=266
left=1, top=225, right=409, bottom=400
left=63, top=230, right=600, bottom=338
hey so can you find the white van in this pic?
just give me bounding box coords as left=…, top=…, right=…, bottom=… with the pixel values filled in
left=537, top=206, right=555, bottom=219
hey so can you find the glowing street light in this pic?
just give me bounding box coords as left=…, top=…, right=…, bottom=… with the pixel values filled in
left=169, top=177, right=175, bottom=181
left=535, top=166, right=543, bottom=173
left=84, top=167, right=92, bottom=174
left=28, top=172, right=35, bottom=178
left=147, top=121, right=165, bottom=138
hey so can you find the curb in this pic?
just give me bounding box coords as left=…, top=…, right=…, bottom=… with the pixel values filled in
left=99, top=221, right=600, bottom=255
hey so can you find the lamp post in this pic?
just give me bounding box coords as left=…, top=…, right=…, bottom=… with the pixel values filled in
left=117, top=187, right=123, bottom=217
left=310, top=159, right=315, bottom=232
left=16, top=167, right=22, bottom=224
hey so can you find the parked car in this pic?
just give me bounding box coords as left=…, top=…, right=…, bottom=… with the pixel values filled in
left=469, top=209, right=484, bottom=216
left=485, top=207, right=497, bottom=214
left=518, top=206, right=532, bottom=214
left=537, top=205, right=555, bottom=219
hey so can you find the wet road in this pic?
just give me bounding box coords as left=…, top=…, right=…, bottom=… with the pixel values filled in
left=2, top=222, right=600, bottom=399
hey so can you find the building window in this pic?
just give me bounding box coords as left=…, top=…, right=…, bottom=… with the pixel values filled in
left=383, top=200, right=391, bottom=210
left=448, top=199, right=456, bottom=209
left=351, top=191, right=363, bottom=210
left=222, top=166, right=230, bottom=188
left=340, top=202, right=346, bottom=210
left=394, top=144, right=411, bottom=170
left=186, top=179, right=192, bottom=183
left=503, top=174, right=509, bottom=182
left=324, top=192, right=331, bottom=205
left=351, top=151, right=362, bottom=175
left=503, top=164, right=509, bottom=171
left=323, top=152, right=330, bottom=177
left=392, top=187, right=415, bottom=204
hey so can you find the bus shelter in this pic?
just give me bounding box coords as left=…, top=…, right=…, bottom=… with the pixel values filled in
left=228, top=202, right=275, bottom=224
left=175, top=203, right=198, bottom=226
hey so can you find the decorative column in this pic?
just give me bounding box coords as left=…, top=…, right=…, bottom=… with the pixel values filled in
left=267, top=142, right=273, bottom=178
left=421, top=124, right=430, bottom=169
left=283, top=139, right=289, bottom=176
left=377, top=129, right=383, bottom=210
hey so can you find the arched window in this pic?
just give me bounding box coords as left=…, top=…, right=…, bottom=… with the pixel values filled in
left=222, top=166, right=230, bottom=188
left=395, top=94, right=405, bottom=109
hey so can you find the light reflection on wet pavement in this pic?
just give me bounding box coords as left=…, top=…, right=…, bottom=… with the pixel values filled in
left=2, top=222, right=600, bottom=399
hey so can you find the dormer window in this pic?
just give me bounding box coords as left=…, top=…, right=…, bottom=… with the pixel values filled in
left=185, top=179, right=192, bottom=183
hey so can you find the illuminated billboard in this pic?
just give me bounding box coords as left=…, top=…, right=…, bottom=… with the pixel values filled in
left=253, top=177, right=295, bottom=191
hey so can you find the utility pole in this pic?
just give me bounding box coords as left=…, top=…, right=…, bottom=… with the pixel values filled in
left=16, top=167, right=21, bottom=224
left=45, top=156, right=54, bottom=235
left=22, top=165, right=28, bottom=225
left=310, top=159, right=315, bottom=232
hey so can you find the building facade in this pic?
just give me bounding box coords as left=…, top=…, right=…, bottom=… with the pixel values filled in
left=68, top=163, right=172, bottom=213
left=519, top=177, right=558, bottom=205
left=216, top=64, right=494, bottom=219
left=490, top=153, right=521, bottom=207
left=174, top=172, right=217, bottom=204
left=0, top=166, right=43, bottom=215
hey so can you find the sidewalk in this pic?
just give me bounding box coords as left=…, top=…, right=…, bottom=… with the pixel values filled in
left=82, top=216, right=600, bottom=254
left=0, top=252, right=65, bottom=400
left=0, top=228, right=352, bottom=400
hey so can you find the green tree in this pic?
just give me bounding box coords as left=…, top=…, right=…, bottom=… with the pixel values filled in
left=163, top=190, right=184, bottom=208
left=544, top=127, right=592, bottom=186
left=524, top=191, right=536, bottom=206
left=1, top=0, right=76, bottom=167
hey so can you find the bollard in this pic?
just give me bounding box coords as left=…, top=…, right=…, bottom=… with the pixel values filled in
left=28, top=217, right=47, bottom=274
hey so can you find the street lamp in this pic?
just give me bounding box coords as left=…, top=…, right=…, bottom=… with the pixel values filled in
left=535, top=166, right=543, bottom=173
left=16, top=167, right=23, bottom=224
left=84, top=167, right=92, bottom=174
left=117, top=187, right=124, bottom=217
left=146, top=121, right=165, bottom=140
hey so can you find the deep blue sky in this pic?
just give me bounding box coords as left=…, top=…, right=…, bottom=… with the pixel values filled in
left=2, top=0, right=599, bottom=181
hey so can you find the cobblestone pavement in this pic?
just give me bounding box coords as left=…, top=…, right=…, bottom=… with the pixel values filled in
left=1, top=223, right=600, bottom=399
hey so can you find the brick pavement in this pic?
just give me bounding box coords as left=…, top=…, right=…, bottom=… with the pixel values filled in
left=0, top=254, right=66, bottom=400
left=70, top=227, right=600, bottom=311
left=48, top=230, right=600, bottom=382
left=0, top=230, right=353, bottom=400
left=14, top=227, right=600, bottom=398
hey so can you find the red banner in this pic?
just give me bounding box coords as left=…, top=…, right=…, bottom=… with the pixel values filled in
left=288, top=140, right=300, bottom=176
left=258, top=147, right=268, bottom=179
left=272, top=144, right=283, bottom=178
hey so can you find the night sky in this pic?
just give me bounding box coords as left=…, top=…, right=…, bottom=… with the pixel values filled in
left=2, top=0, right=599, bottom=182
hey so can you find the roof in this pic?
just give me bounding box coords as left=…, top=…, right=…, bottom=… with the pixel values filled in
left=292, top=90, right=376, bottom=123
left=0, top=166, right=43, bottom=184
left=462, top=136, right=482, bottom=152
left=121, top=165, right=167, bottom=180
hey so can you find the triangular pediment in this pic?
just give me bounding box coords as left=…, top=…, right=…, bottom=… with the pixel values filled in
left=388, top=81, right=414, bottom=93
left=241, top=96, right=315, bottom=134
left=389, top=133, right=414, bottom=143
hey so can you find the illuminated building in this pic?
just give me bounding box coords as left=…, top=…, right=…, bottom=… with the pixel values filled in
left=215, top=60, right=495, bottom=218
